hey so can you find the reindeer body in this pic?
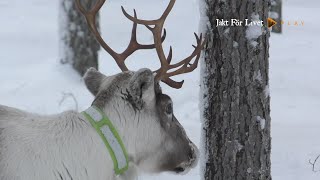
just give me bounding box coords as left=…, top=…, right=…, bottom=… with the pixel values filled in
left=0, top=69, right=198, bottom=180
left=0, top=106, right=135, bottom=180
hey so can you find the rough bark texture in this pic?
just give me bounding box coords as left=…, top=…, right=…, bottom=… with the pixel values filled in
left=60, top=0, right=100, bottom=76
left=200, top=0, right=271, bottom=180
left=270, top=0, right=282, bottom=33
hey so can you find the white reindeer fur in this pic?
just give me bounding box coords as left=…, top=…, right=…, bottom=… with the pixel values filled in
left=0, top=106, right=137, bottom=180
left=0, top=68, right=197, bottom=180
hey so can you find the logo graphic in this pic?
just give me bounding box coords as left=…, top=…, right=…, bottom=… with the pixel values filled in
left=267, top=18, right=277, bottom=28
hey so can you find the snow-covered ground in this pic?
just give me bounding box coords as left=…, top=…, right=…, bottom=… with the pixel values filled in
left=270, top=1, right=320, bottom=179
left=0, top=0, right=319, bottom=179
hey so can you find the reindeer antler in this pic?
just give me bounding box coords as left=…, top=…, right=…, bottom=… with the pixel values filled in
left=76, top=0, right=206, bottom=89
left=75, top=0, right=166, bottom=71
left=121, top=0, right=206, bottom=88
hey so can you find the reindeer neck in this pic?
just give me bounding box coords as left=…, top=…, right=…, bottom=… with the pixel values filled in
left=82, top=106, right=129, bottom=175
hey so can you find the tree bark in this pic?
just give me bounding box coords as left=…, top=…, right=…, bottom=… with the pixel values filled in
left=200, top=0, right=271, bottom=180
left=59, top=0, right=100, bottom=76
left=270, top=0, right=282, bottom=33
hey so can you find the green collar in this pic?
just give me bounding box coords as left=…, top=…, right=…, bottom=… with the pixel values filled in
left=82, top=106, right=129, bottom=175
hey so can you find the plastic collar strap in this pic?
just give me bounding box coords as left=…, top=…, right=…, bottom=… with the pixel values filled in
left=82, top=106, right=129, bottom=175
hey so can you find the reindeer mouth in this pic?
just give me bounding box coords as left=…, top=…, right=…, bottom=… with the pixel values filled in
left=172, top=160, right=193, bottom=174
left=172, top=150, right=198, bottom=174
left=173, top=167, right=185, bottom=173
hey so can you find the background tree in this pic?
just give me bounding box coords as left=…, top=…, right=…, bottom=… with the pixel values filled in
left=200, top=0, right=271, bottom=180
left=270, top=0, right=282, bottom=33
left=59, top=0, right=100, bottom=76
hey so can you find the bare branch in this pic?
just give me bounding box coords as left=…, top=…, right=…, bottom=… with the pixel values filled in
left=309, top=155, right=320, bottom=172
left=59, top=92, right=79, bottom=111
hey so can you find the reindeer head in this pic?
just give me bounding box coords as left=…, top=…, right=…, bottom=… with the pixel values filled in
left=83, top=68, right=198, bottom=173
left=77, top=0, right=205, bottom=174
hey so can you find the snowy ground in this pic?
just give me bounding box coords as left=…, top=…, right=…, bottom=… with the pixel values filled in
left=270, top=1, right=320, bottom=179
left=0, top=0, right=319, bottom=179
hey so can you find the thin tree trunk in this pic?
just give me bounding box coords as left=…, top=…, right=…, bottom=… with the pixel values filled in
left=200, top=0, right=271, bottom=180
left=59, top=0, right=100, bottom=76
left=270, top=0, right=282, bottom=33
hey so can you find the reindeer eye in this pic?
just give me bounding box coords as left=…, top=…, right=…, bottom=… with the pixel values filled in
left=166, top=103, right=173, bottom=114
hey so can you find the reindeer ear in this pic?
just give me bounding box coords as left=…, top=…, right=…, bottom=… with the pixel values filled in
left=83, top=68, right=106, bottom=96
left=128, top=68, right=155, bottom=107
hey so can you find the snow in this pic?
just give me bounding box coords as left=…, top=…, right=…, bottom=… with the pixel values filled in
left=0, top=0, right=320, bottom=179
left=198, top=2, right=210, bottom=177
left=198, top=0, right=209, bottom=35
left=224, top=28, right=230, bottom=34
left=269, top=1, right=320, bottom=179
left=269, top=11, right=280, bottom=19
left=264, top=85, right=270, bottom=98
left=233, top=41, right=239, bottom=48
left=271, top=0, right=278, bottom=6
left=245, top=13, right=263, bottom=41
left=235, top=140, right=244, bottom=151
left=254, top=70, right=263, bottom=83
left=256, top=116, right=266, bottom=130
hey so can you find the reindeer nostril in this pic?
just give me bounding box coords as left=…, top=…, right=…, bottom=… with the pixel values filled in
left=174, top=167, right=185, bottom=173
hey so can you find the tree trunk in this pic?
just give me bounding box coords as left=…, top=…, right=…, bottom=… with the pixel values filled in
left=59, top=0, right=100, bottom=76
left=270, top=0, right=282, bottom=33
left=200, top=0, right=271, bottom=180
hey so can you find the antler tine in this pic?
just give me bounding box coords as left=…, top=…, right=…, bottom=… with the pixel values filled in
left=162, top=78, right=184, bottom=89
left=75, top=0, right=127, bottom=70
left=121, top=0, right=175, bottom=77
left=155, top=35, right=207, bottom=87
left=90, top=0, right=105, bottom=13
left=75, top=0, right=167, bottom=72
left=75, top=0, right=104, bottom=14
left=122, top=10, right=167, bottom=57
left=165, top=33, right=205, bottom=70
left=121, top=0, right=176, bottom=26
left=167, top=46, right=173, bottom=64
left=121, top=0, right=206, bottom=89
left=75, top=0, right=106, bottom=32
left=165, top=38, right=206, bottom=78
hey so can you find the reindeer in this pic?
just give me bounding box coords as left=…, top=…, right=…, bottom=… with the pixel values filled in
left=0, top=0, right=206, bottom=179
